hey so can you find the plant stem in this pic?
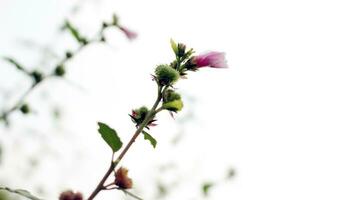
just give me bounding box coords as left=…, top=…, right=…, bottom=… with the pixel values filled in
left=87, top=85, right=163, bottom=200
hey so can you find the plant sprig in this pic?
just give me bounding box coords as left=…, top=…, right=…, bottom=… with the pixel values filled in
left=86, top=39, right=227, bottom=199
left=0, top=14, right=136, bottom=125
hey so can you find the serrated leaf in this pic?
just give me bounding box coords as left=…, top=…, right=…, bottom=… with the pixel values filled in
left=64, top=20, right=83, bottom=43
left=0, top=186, right=43, bottom=200
left=3, top=57, right=27, bottom=72
left=97, top=122, right=123, bottom=152
left=170, top=39, right=178, bottom=55
left=142, top=130, right=157, bottom=148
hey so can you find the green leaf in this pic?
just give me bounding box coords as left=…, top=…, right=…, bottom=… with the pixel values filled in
left=170, top=39, right=178, bottom=55
left=64, top=20, right=84, bottom=43
left=3, top=57, right=27, bottom=72
left=0, top=186, right=43, bottom=200
left=201, top=182, right=214, bottom=197
left=142, top=130, right=157, bottom=148
left=97, top=122, right=123, bottom=152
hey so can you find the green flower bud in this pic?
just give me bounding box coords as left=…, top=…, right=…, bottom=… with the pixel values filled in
left=130, top=106, right=149, bottom=125
left=163, top=99, right=183, bottom=112
left=155, top=64, right=179, bottom=85
left=54, top=65, right=66, bottom=76
left=65, top=51, right=73, bottom=59
left=163, top=89, right=181, bottom=103
left=31, top=71, right=43, bottom=83
left=20, top=104, right=30, bottom=114
left=100, top=36, right=106, bottom=43
left=177, top=43, right=186, bottom=57
left=102, top=22, right=109, bottom=28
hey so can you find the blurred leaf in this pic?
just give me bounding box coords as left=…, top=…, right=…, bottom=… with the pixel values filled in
left=202, top=182, right=214, bottom=197
left=112, top=14, right=119, bottom=25
left=170, top=39, right=178, bottom=55
left=0, top=187, right=43, bottom=200
left=142, top=130, right=157, bottom=148
left=3, top=57, right=27, bottom=72
left=97, top=122, right=123, bottom=152
left=64, top=20, right=84, bottom=43
left=226, top=168, right=236, bottom=180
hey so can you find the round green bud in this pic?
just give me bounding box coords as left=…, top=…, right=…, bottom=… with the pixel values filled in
left=65, top=51, right=73, bottom=59
left=54, top=65, right=66, bottom=76
left=20, top=104, right=30, bottom=114
left=163, top=89, right=181, bottom=103
left=130, top=106, right=149, bottom=125
left=163, top=99, right=183, bottom=112
left=31, top=71, right=43, bottom=83
left=155, top=65, right=179, bottom=85
left=177, top=43, right=186, bottom=57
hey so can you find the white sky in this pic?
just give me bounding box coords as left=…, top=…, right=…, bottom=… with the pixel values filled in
left=1, top=0, right=356, bottom=199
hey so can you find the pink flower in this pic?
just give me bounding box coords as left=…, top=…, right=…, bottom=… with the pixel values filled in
left=193, top=51, right=227, bottom=68
left=119, top=26, right=138, bottom=40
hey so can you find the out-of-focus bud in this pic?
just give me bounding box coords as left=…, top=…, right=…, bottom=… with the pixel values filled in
left=154, top=64, right=179, bottom=86
left=100, top=36, right=106, bottom=43
left=59, top=190, right=83, bottom=200
left=115, top=167, right=133, bottom=189
left=20, top=104, right=30, bottom=114
left=55, top=65, right=66, bottom=76
left=65, top=51, right=73, bottom=59
left=177, top=43, right=186, bottom=57
left=31, top=71, right=43, bottom=83
left=163, top=89, right=181, bottom=103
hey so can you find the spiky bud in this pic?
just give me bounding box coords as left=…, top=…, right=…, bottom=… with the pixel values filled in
left=154, top=64, right=179, bottom=86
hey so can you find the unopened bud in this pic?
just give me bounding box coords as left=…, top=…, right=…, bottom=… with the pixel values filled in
left=20, top=104, right=30, bottom=114
left=177, top=43, right=186, bottom=57
left=55, top=65, right=66, bottom=76
left=31, top=71, right=43, bottom=83
left=65, top=51, right=73, bottom=59
left=155, top=64, right=179, bottom=86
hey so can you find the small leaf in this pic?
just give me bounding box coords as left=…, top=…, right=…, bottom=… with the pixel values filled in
left=170, top=39, right=178, bottom=55
left=202, top=182, right=214, bottom=197
left=97, top=122, right=123, bottom=152
left=3, top=57, right=27, bottom=72
left=64, top=20, right=84, bottom=44
left=142, top=130, right=157, bottom=148
left=0, top=186, right=43, bottom=200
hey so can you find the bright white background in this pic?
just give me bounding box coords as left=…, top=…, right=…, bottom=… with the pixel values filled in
left=1, top=0, right=356, bottom=199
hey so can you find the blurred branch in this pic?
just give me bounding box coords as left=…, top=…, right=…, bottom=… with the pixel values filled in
left=0, top=14, right=136, bottom=125
left=0, top=186, right=43, bottom=200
